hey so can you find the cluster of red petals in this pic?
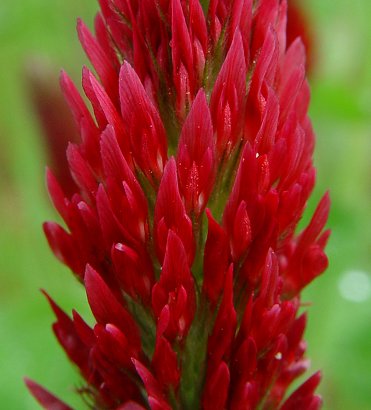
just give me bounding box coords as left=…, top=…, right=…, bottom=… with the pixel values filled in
left=27, top=1, right=330, bottom=409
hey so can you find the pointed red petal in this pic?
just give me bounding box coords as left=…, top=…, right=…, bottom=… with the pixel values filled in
left=66, top=143, right=97, bottom=199
left=84, top=265, right=141, bottom=350
left=43, top=222, right=83, bottom=276
left=41, top=291, right=90, bottom=376
left=59, top=70, right=95, bottom=129
left=119, top=62, right=167, bottom=184
left=231, top=200, right=252, bottom=261
left=152, top=230, right=195, bottom=339
left=281, top=372, right=322, bottom=410
left=154, top=158, right=194, bottom=265
left=210, top=30, right=246, bottom=158
left=228, top=0, right=253, bottom=65
left=171, top=0, right=194, bottom=118
left=202, top=209, right=230, bottom=305
left=207, top=265, right=237, bottom=368
left=132, top=359, right=172, bottom=410
left=202, top=361, right=230, bottom=410
left=25, top=378, right=73, bottom=410
left=298, top=192, right=331, bottom=249
left=118, top=402, right=147, bottom=410
left=84, top=69, right=131, bottom=161
left=177, top=89, right=215, bottom=215
left=189, top=0, right=208, bottom=78
left=152, top=308, right=180, bottom=388
left=77, top=18, right=118, bottom=104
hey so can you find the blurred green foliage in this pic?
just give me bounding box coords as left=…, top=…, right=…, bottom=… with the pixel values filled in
left=0, top=0, right=370, bottom=409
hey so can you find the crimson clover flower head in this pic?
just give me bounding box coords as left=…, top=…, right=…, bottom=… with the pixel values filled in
left=26, top=0, right=330, bottom=409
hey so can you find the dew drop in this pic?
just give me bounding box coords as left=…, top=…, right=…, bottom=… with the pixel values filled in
left=275, top=352, right=282, bottom=360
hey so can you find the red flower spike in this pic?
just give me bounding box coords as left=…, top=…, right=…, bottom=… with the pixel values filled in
left=154, top=157, right=194, bottom=265
left=119, top=61, right=167, bottom=185
left=177, top=89, right=215, bottom=216
left=30, top=1, right=330, bottom=408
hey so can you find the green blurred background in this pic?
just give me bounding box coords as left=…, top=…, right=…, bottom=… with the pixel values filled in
left=0, top=0, right=370, bottom=408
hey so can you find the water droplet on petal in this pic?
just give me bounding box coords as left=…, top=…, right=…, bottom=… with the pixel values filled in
left=275, top=352, right=282, bottom=360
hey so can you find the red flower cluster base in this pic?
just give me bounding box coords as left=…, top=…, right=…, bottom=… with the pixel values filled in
left=26, top=1, right=330, bottom=409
